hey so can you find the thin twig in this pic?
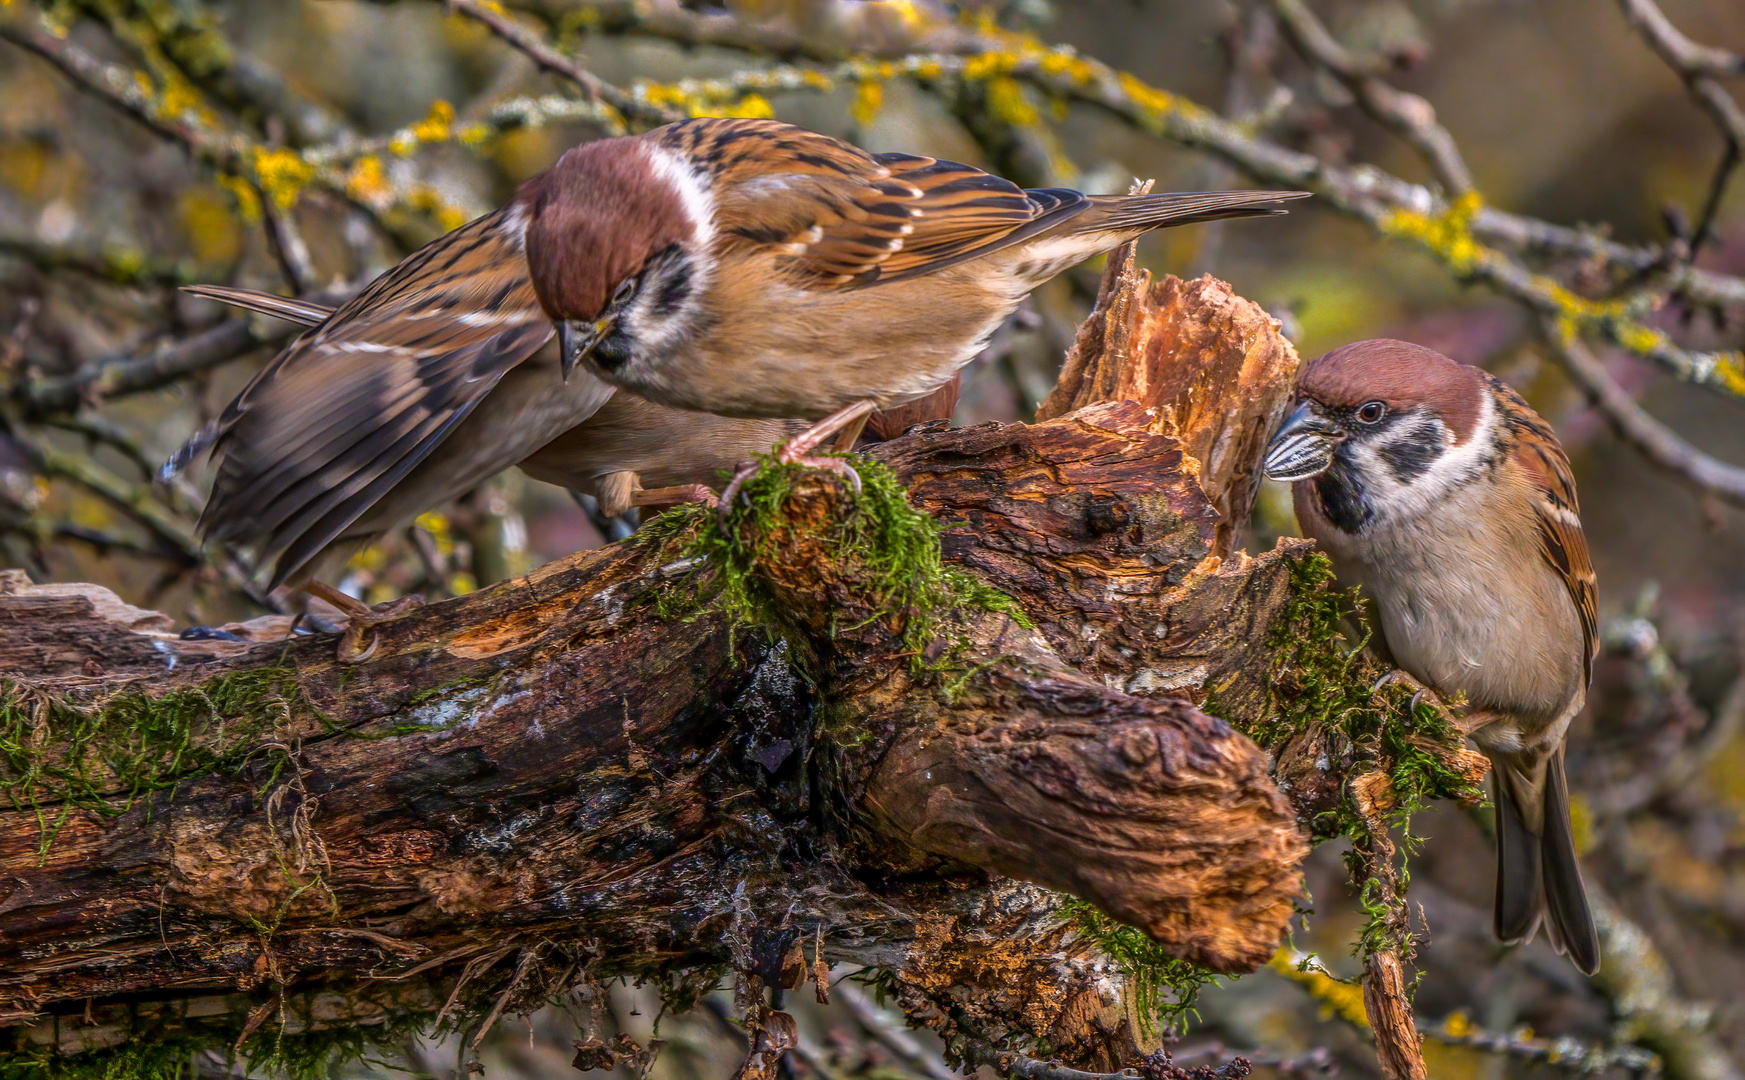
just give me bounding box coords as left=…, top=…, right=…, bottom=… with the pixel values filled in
left=1418, top=1014, right=1662, bottom=1074
left=0, top=18, right=241, bottom=172
left=24, top=437, right=203, bottom=564
left=0, top=236, right=199, bottom=289
left=955, top=1038, right=1257, bottom=1080
left=1266, top=0, right=1474, bottom=194
left=447, top=0, right=621, bottom=114
left=1589, top=889, right=1741, bottom=1080
left=16, top=319, right=291, bottom=417
left=1616, top=0, right=1745, bottom=256
left=831, top=981, right=956, bottom=1080
left=260, top=195, right=319, bottom=297
left=1540, top=320, right=1745, bottom=507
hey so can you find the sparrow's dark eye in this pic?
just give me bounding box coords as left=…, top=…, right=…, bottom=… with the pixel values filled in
left=1356, top=401, right=1387, bottom=424
left=611, top=279, right=636, bottom=307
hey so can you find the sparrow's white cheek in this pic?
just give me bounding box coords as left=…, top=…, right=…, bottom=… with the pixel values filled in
left=1354, top=396, right=1500, bottom=524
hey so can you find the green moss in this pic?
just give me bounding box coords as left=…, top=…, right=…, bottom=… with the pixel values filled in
left=1232, top=553, right=1484, bottom=960
left=0, top=666, right=306, bottom=856
left=0, top=1008, right=428, bottom=1080
left=1252, top=554, right=1483, bottom=835
left=1062, top=899, right=1221, bottom=1038
left=636, top=451, right=1030, bottom=678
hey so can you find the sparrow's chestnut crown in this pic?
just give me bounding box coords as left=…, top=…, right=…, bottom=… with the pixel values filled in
left=1299, top=338, right=1484, bottom=444
left=522, top=138, right=698, bottom=325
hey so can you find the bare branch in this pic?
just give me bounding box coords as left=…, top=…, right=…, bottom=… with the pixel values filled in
left=0, top=236, right=199, bottom=289
left=1590, top=889, right=1741, bottom=1080
left=22, top=436, right=203, bottom=564
left=831, top=982, right=956, bottom=1080
left=1266, top=0, right=1474, bottom=194
left=1617, top=0, right=1745, bottom=254
left=1617, top=0, right=1745, bottom=80
left=1540, top=320, right=1745, bottom=507
left=16, top=319, right=293, bottom=417
left=1418, top=1015, right=1662, bottom=1075
left=0, top=17, right=242, bottom=172
left=260, top=197, right=319, bottom=297
left=446, top=0, right=679, bottom=125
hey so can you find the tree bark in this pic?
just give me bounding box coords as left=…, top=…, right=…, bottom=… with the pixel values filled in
left=0, top=267, right=1316, bottom=1066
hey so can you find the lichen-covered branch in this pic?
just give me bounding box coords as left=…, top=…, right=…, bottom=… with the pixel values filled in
left=1540, top=319, right=1745, bottom=508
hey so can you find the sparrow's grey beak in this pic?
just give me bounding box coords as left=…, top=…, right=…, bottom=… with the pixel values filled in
left=1264, top=402, right=1343, bottom=482
left=558, top=316, right=612, bottom=382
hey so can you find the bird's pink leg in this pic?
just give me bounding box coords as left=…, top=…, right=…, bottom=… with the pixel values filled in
left=304, top=580, right=423, bottom=664
left=631, top=484, right=719, bottom=512
left=719, top=400, right=878, bottom=520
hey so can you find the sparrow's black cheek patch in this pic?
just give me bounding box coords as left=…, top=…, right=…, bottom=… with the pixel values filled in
left=1378, top=427, right=1444, bottom=484
left=653, top=260, right=693, bottom=316
left=1315, top=460, right=1373, bottom=533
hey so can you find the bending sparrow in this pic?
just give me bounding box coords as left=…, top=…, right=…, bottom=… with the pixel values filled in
left=521, top=117, right=1307, bottom=480
left=1263, top=339, right=1600, bottom=976
left=184, top=288, right=957, bottom=522
left=165, top=211, right=616, bottom=625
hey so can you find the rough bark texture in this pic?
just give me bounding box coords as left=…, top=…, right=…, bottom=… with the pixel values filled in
left=1364, top=952, right=1428, bottom=1080
left=1038, top=254, right=1303, bottom=560
left=0, top=268, right=1316, bottom=1067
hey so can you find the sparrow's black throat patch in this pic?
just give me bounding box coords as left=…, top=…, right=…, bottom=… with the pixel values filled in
left=1312, top=453, right=1374, bottom=533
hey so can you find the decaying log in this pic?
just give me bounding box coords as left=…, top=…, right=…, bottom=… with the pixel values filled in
left=0, top=270, right=1320, bottom=1068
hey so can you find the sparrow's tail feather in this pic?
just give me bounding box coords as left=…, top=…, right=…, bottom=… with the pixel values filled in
left=1541, top=750, right=1601, bottom=975
left=1492, top=751, right=1601, bottom=976
left=1080, top=189, right=1311, bottom=233
left=181, top=284, right=331, bottom=327
left=1492, top=763, right=1545, bottom=946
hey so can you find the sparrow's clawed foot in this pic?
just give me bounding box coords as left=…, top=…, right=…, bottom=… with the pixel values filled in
left=1372, top=668, right=1452, bottom=715
left=632, top=484, right=719, bottom=513
left=717, top=401, right=878, bottom=523
left=1373, top=667, right=1499, bottom=734
left=304, top=580, right=424, bottom=663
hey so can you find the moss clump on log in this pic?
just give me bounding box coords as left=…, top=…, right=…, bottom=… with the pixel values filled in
left=1228, top=552, right=1488, bottom=961
left=0, top=666, right=308, bottom=855
left=1060, top=898, right=1223, bottom=1038
left=639, top=451, right=1031, bottom=675
left=1249, top=553, right=1486, bottom=836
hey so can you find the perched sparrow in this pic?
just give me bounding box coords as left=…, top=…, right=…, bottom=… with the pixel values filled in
left=1263, top=339, right=1600, bottom=976
left=521, top=117, right=1307, bottom=480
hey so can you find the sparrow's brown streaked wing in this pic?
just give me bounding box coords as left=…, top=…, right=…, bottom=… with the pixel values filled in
left=1502, top=381, right=1599, bottom=685
left=181, top=284, right=333, bottom=326
left=656, top=118, right=1303, bottom=288
left=197, top=205, right=563, bottom=589
left=663, top=118, right=1080, bottom=286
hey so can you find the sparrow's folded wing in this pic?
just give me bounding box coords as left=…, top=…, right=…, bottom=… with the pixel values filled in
left=659, top=118, right=1299, bottom=288
left=1505, top=384, right=1599, bottom=686
left=195, top=206, right=559, bottom=588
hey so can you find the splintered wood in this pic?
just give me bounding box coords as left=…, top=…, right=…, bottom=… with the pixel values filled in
left=1038, top=244, right=1303, bottom=560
